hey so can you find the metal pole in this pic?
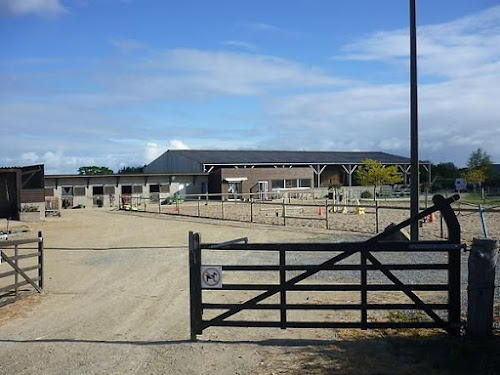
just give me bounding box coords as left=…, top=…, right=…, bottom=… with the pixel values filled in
left=410, top=0, right=420, bottom=241
left=479, top=204, right=489, bottom=238
left=14, top=245, right=18, bottom=296
left=189, top=232, right=202, bottom=340
left=38, top=231, right=44, bottom=291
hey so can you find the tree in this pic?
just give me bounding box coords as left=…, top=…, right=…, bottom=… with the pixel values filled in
left=463, top=148, right=493, bottom=190
left=432, top=162, right=459, bottom=190
left=117, top=165, right=146, bottom=174
left=467, top=148, right=492, bottom=170
left=78, top=166, right=114, bottom=175
left=463, top=168, right=486, bottom=191
left=355, top=159, right=402, bottom=198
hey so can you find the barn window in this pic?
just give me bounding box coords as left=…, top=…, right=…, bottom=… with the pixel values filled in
left=74, top=187, right=86, bottom=196
left=104, top=186, right=115, bottom=195
left=121, top=185, right=132, bottom=194
left=299, top=179, right=311, bottom=187
left=160, top=184, right=170, bottom=193
left=149, top=184, right=160, bottom=193
left=92, top=186, right=104, bottom=195
left=132, top=185, right=143, bottom=194
left=62, top=187, right=73, bottom=196
left=285, top=179, right=297, bottom=188
left=272, top=180, right=284, bottom=189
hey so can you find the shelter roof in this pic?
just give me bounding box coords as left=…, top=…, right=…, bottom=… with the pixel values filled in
left=170, top=150, right=412, bottom=165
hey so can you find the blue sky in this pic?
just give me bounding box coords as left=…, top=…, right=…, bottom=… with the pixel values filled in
left=1, top=0, right=499, bottom=174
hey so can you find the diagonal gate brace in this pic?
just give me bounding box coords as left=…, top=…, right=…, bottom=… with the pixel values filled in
left=0, top=251, right=43, bottom=293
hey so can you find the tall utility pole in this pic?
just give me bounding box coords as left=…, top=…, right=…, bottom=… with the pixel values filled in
left=410, top=0, right=419, bottom=240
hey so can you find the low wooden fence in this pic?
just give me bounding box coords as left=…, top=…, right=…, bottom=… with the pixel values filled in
left=0, top=231, right=44, bottom=298
left=120, top=193, right=500, bottom=240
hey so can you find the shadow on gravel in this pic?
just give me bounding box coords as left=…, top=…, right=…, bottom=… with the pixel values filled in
left=1, top=333, right=499, bottom=374
left=0, top=338, right=334, bottom=347
left=261, top=331, right=500, bottom=375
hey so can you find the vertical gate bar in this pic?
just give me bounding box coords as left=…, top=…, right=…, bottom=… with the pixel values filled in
left=221, top=197, right=224, bottom=219
left=38, top=231, right=44, bottom=291
left=189, top=232, right=203, bottom=340
left=250, top=199, right=253, bottom=223
left=14, top=245, right=18, bottom=296
left=437, top=194, right=462, bottom=336
left=375, top=201, right=379, bottom=233
left=280, top=250, right=287, bottom=329
left=448, top=248, right=461, bottom=336
left=197, top=196, right=201, bottom=217
left=361, top=249, right=367, bottom=329
left=176, top=197, right=180, bottom=215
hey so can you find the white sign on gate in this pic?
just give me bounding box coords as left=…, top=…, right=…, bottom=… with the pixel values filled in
left=201, top=266, right=223, bottom=289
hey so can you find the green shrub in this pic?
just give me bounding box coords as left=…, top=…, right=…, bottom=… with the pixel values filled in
left=360, top=190, right=373, bottom=199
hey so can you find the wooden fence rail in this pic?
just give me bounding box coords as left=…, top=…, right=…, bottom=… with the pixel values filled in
left=0, top=231, right=44, bottom=298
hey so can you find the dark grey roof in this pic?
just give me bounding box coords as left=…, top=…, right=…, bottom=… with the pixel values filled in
left=169, top=150, right=411, bottom=165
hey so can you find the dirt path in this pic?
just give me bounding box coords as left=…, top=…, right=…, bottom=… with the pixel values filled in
left=0, top=209, right=367, bottom=374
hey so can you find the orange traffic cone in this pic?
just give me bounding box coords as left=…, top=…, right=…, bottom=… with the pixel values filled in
left=318, top=207, right=323, bottom=215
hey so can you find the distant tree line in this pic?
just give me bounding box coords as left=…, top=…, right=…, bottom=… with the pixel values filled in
left=77, top=165, right=145, bottom=175
left=430, top=148, right=498, bottom=191
left=354, top=148, right=498, bottom=193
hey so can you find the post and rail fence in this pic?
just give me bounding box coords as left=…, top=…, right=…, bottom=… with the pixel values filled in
left=119, top=192, right=500, bottom=241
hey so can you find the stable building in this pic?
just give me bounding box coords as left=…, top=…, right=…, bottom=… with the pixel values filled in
left=145, top=150, right=416, bottom=199
left=44, top=172, right=208, bottom=208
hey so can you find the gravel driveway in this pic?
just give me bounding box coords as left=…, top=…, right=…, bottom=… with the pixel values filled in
left=0, top=209, right=497, bottom=374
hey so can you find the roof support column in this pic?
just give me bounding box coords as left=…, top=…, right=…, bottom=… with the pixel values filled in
left=421, top=163, right=431, bottom=187
left=341, top=164, right=358, bottom=187
left=310, top=165, right=327, bottom=188
left=399, top=165, right=411, bottom=185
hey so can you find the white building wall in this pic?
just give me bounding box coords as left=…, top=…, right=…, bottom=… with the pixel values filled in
left=45, top=174, right=207, bottom=209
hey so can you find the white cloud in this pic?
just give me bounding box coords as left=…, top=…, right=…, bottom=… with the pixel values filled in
left=16, top=150, right=95, bottom=174
left=334, top=5, right=500, bottom=79
left=101, top=49, right=352, bottom=100
left=239, top=23, right=280, bottom=32
left=109, top=39, right=146, bottom=53
left=221, top=40, right=257, bottom=51
left=168, top=139, right=189, bottom=150
left=0, top=0, right=68, bottom=18
left=144, top=140, right=189, bottom=164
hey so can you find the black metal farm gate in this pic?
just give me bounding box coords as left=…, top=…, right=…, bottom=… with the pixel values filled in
left=189, top=194, right=465, bottom=339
